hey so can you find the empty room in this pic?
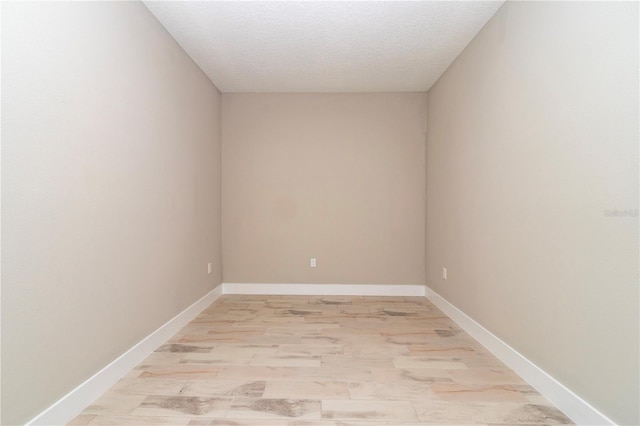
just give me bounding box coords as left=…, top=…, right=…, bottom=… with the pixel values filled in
left=1, top=1, right=638, bottom=425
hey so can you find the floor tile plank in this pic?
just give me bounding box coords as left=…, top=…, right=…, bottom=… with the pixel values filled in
left=69, top=295, right=571, bottom=425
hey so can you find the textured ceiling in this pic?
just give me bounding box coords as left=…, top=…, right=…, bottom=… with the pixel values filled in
left=144, top=1, right=504, bottom=93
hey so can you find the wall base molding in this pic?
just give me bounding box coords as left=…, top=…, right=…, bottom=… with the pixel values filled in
left=222, top=282, right=426, bottom=296
left=26, top=285, right=223, bottom=426
left=27, top=283, right=613, bottom=426
left=27, top=283, right=423, bottom=425
left=425, top=286, right=615, bottom=426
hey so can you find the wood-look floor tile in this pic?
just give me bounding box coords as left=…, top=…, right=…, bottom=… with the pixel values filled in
left=250, top=354, right=322, bottom=367
left=111, top=378, right=188, bottom=395
left=263, top=381, right=350, bottom=399
left=244, top=335, right=303, bottom=344
left=227, top=398, right=321, bottom=420
left=139, top=365, right=220, bottom=380
left=406, top=344, right=481, bottom=358
left=83, top=393, right=147, bottom=416
left=348, top=381, right=437, bottom=401
left=321, top=399, right=418, bottom=421
left=156, top=343, right=215, bottom=353
left=369, top=367, right=454, bottom=383
left=412, top=401, right=572, bottom=424
left=67, top=414, right=96, bottom=425
left=446, top=368, right=527, bottom=385
left=132, top=395, right=230, bottom=417
left=71, top=295, right=572, bottom=425
left=140, top=352, right=186, bottom=365
left=216, top=366, right=299, bottom=380
left=392, top=356, right=469, bottom=370
left=322, top=354, right=394, bottom=369
left=87, top=415, right=192, bottom=425
left=179, top=380, right=266, bottom=397
left=430, top=384, right=529, bottom=403
left=179, top=352, right=255, bottom=365
left=288, top=366, right=375, bottom=382
left=278, top=344, right=344, bottom=356
left=189, top=419, right=339, bottom=426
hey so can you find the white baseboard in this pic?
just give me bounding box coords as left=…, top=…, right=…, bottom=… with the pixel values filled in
left=26, top=285, right=223, bottom=426
left=424, top=286, right=615, bottom=426
left=222, top=283, right=426, bottom=297
left=27, top=283, right=611, bottom=425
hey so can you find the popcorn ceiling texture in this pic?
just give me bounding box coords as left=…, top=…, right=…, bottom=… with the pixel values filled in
left=144, top=1, right=504, bottom=93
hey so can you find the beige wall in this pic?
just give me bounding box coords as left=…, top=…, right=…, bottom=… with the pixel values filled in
left=222, top=93, right=426, bottom=285
left=426, top=2, right=638, bottom=424
left=1, top=2, right=222, bottom=424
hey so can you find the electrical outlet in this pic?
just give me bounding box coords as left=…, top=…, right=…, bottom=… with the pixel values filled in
left=208, top=262, right=212, bottom=274
left=310, top=258, right=317, bottom=268
left=442, top=267, right=447, bottom=280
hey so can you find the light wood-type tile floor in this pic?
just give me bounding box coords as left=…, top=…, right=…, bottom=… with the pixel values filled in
left=70, top=295, right=573, bottom=425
